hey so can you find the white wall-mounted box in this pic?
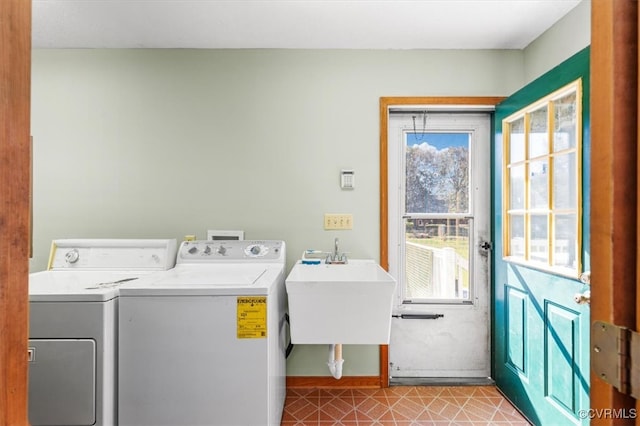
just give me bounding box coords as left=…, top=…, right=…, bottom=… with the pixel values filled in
left=206, top=230, right=244, bottom=241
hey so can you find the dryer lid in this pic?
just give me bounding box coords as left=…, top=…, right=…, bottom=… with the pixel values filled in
left=29, top=270, right=159, bottom=301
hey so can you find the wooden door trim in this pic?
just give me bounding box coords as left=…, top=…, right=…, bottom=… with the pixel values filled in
left=379, top=96, right=504, bottom=387
left=0, top=1, right=32, bottom=424
left=590, top=0, right=639, bottom=420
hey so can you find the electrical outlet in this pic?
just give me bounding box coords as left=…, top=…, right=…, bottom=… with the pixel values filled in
left=324, top=214, right=353, bottom=230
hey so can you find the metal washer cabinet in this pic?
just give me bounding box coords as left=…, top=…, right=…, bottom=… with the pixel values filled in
left=118, top=240, right=287, bottom=426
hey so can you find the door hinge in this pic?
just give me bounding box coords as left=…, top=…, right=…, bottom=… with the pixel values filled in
left=592, top=320, right=640, bottom=398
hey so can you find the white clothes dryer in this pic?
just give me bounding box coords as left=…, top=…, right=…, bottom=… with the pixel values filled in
left=28, top=239, right=177, bottom=426
left=118, top=240, right=287, bottom=426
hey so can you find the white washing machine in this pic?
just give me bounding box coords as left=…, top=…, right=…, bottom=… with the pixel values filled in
left=118, top=240, right=287, bottom=426
left=28, top=239, right=177, bottom=426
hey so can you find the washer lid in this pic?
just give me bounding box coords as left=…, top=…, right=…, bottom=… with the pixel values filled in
left=29, top=270, right=159, bottom=302
left=118, top=264, right=282, bottom=296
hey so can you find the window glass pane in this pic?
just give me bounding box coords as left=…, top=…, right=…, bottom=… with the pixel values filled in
left=529, top=160, right=549, bottom=209
left=554, top=214, right=577, bottom=269
left=553, top=91, right=577, bottom=151
left=553, top=152, right=577, bottom=209
left=509, top=214, right=525, bottom=258
left=529, top=106, right=549, bottom=158
left=509, top=117, right=525, bottom=163
left=405, top=132, right=469, bottom=214
left=404, top=218, right=470, bottom=300
left=530, top=215, right=549, bottom=263
left=509, top=165, right=525, bottom=210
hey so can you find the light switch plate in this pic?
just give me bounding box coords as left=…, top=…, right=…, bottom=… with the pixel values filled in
left=324, top=214, right=353, bottom=230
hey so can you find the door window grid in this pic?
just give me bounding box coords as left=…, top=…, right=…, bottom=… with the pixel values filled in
left=502, top=79, right=583, bottom=277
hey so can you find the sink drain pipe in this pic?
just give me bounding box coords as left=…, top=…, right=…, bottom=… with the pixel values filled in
left=327, top=344, right=344, bottom=379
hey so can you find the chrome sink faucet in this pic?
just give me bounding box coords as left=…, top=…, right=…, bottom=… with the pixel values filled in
left=326, top=237, right=348, bottom=264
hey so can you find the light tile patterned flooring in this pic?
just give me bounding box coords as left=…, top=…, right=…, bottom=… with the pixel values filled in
left=281, top=386, right=531, bottom=425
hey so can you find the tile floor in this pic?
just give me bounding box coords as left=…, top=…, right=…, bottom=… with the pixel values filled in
left=281, top=386, right=531, bottom=425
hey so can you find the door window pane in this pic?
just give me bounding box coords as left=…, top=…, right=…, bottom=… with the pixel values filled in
left=509, top=165, right=525, bottom=210
left=529, top=160, right=549, bottom=209
left=553, top=91, right=577, bottom=151
left=509, top=118, right=525, bottom=163
left=529, top=106, right=549, bottom=158
left=529, top=214, right=549, bottom=263
left=553, top=152, right=577, bottom=209
left=404, top=131, right=472, bottom=301
left=553, top=214, right=577, bottom=269
left=405, top=132, right=469, bottom=214
left=404, top=218, right=470, bottom=300
left=509, top=214, right=525, bottom=258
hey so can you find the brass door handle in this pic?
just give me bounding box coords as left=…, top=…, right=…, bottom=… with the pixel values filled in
left=574, top=290, right=590, bottom=305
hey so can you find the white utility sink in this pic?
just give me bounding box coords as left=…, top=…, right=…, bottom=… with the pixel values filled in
left=285, top=259, right=397, bottom=344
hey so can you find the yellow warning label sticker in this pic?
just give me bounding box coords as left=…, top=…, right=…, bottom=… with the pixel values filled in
left=237, top=296, right=267, bottom=339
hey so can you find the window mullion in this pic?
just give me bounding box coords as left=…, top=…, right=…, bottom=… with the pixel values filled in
left=548, top=100, right=555, bottom=267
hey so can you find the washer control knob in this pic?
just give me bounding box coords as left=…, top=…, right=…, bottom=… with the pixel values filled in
left=65, top=249, right=80, bottom=264
left=203, top=245, right=212, bottom=255
left=217, top=245, right=227, bottom=255
left=244, top=244, right=267, bottom=257
left=188, top=245, right=198, bottom=255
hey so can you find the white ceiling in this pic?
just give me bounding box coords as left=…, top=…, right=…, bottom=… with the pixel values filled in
left=32, top=0, right=582, bottom=50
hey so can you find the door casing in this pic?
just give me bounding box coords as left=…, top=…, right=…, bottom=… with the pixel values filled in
left=590, top=0, right=639, bottom=418
left=379, top=97, right=504, bottom=386
left=386, top=111, right=492, bottom=379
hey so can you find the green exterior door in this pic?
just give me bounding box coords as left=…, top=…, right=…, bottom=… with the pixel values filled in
left=492, top=47, right=590, bottom=425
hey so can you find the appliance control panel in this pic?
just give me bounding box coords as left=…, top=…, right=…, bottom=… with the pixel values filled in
left=48, top=239, right=178, bottom=271
left=177, top=240, right=285, bottom=263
